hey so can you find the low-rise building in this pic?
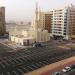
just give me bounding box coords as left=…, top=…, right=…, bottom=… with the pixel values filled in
left=10, top=35, right=35, bottom=45
left=9, top=3, right=50, bottom=45
left=10, top=28, right=50, bottom=46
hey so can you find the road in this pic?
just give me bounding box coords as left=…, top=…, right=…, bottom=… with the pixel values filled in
left=25, top=56, right=75, bottom=75
left=41, top=57, right=75, bottom=75
left=64, top=69, right=75, bottom=75
left=41, top=59, right=75, bottom=75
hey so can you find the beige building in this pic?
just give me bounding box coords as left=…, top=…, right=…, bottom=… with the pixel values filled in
left=9, top=3, right=50, bottom=45
left=0, top=7, right=6, bottom=35
left=10, top=35, right=35, bottom=45
left=10, top=28, right=50, bottom=45
left=34, top=7, right=52, bottom=33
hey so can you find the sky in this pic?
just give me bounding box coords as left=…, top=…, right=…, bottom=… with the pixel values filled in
left=0, top=0, right=75, bottom=22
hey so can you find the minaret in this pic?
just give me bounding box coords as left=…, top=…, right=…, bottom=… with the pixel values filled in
left=35, top=2, right=38, bottom=29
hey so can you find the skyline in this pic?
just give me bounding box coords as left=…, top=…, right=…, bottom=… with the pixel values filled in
left=0, top=0, right=75, bottom=22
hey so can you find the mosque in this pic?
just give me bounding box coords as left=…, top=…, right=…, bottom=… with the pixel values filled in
left=9, top=3, right=50, bottom=46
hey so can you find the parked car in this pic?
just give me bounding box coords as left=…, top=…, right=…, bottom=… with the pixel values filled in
left=70, top=64, right=75, bottom=69
left=62, top=66, right=71, bottom=73
left=33, top=43, right=42, bottom=47
left=52, top=72, right=63, bottom=75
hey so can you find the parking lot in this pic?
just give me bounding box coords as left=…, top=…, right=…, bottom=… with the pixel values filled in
left=0, top=40, right=75, bottom=75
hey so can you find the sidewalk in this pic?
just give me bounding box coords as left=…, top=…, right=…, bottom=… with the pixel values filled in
left=24, top=56, right=75, bottom=75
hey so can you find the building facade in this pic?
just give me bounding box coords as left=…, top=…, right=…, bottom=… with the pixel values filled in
left=34, top=4, right=75, bottom=40
left=45, top=11, right=53, bottom=33
left=68, top=6, right=75, bottom=39
left=52, top=5, right=75, bottom=40
left=0, top=7, right=6, bottom=35
left=9, top=3, right=50, bottom=45
left=35, top=9, right=52, bottom=33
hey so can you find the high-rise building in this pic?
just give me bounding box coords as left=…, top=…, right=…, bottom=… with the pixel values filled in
left=68, top=5, right=75, bottom=39
left=0, top=7, right=6, bottom=35
left=33, top=4, right=75, bottom=40
left=52, top=5, right=75, bottom=40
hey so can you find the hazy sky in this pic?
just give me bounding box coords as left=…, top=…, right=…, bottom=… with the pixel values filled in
left=0, top=0, right=75, bottom=22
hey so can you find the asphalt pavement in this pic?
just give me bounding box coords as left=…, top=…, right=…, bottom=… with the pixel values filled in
left=63, top=69, right=75, bottom=75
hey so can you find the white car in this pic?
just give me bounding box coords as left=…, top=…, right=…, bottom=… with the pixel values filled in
left=62, top=66, right=71, bottom=73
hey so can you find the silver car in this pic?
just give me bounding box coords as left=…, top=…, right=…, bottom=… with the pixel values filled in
left=62, top=66, right=71, bottom=73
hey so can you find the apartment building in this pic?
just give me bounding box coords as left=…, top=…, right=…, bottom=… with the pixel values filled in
left=52, top=9, right=66, bottom=39
left=45, top=11, right=53, bottom=33
left=68, top=6, right=75, bottom=39
left=0, top=7, right=6, bottom=35
left=35, top=9, right=52, bottom=33
left=52, top=5, right=75, bottom=40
